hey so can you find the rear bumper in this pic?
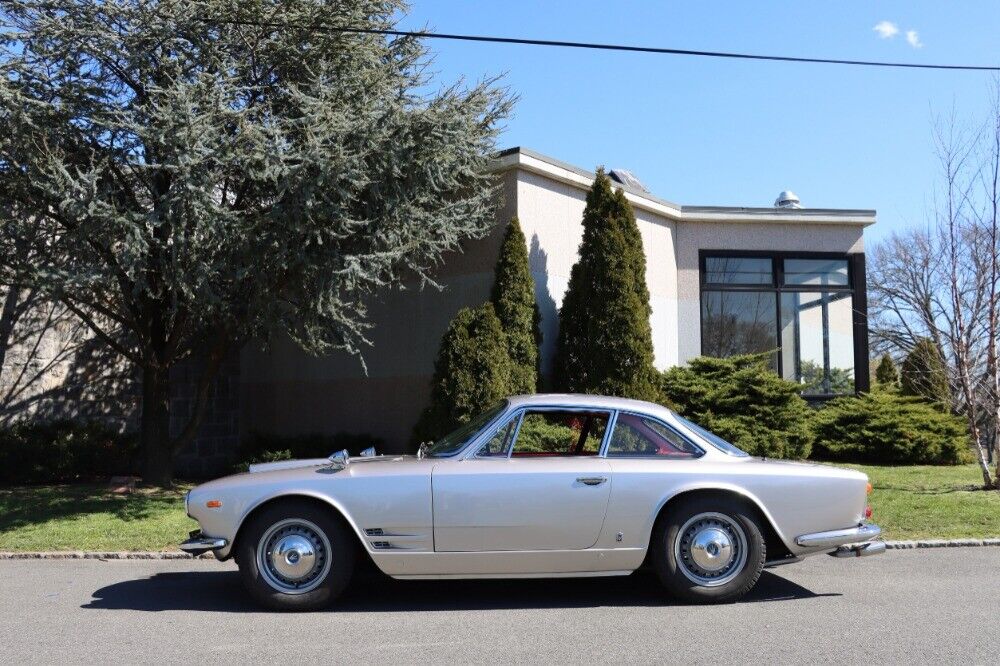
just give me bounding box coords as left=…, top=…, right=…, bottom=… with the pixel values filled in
left=795, top=523, right=882, bottom=550
left=179, top=531, right=228, bottom=557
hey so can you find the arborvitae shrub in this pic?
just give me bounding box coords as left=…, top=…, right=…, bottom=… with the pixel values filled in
left=491, top=217, right=541, bottom=394
left=900, top=338, right=951, bottom=407
left=411, top=303, right=514, bottom=445
left=554, top=169, right=659, bottom=401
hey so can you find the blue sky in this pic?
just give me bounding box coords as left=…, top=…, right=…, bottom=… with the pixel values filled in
left=399, top=1, right=1000, bottom=243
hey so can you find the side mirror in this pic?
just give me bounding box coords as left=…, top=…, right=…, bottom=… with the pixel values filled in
left=360, top=446, right=376, bottom=458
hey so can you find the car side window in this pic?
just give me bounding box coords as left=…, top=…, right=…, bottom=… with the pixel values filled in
left=477, top=416, right=519, bottom=457
left=606, top=413, right=702, bottom=458
left=511, top=411, right=610, bottom=456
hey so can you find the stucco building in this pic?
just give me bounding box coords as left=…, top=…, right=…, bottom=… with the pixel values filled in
left=234, top=147, right=875, bottom=457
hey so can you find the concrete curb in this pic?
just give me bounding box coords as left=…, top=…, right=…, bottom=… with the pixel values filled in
left=1, top=539, right=1000, bottom=560
left=0, top=551, right=212, bottom=560
left=884, top=538, right=1000, bottom=549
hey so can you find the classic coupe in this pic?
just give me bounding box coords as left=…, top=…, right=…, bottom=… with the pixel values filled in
left=181, top=394, right=883, bottom=610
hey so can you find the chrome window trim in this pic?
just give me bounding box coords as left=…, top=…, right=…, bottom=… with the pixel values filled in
left=603, top=410, right=706, bottom=459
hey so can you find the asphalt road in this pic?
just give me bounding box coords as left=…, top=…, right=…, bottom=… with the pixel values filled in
left=1, top=548, right=996, bottom=664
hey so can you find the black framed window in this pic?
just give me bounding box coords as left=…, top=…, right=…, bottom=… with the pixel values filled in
left=699, top=251, right=868, bottom=397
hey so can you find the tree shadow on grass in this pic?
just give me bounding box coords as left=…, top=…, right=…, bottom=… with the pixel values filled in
left=82, top=568, right=839, bottom=614
left=0, top=484, right=181, bottom=534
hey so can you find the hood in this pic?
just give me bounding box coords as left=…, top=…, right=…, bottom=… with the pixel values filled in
left=246, top=454, right=414, bottom=474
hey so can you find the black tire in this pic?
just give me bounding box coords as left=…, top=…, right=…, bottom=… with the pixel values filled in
left=235, top=499, right=356, bottom=611
left=651, top=494, right=765, bottom=603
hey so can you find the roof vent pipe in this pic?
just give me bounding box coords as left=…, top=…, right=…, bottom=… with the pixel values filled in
left=774, top=190, right=802, bottom=209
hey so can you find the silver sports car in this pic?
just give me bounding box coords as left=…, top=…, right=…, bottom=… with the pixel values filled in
left=181, top=394, right=883, bottom=610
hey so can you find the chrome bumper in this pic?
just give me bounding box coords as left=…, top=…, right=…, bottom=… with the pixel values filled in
left=795, top=523, right=882, bottom=550
left=179, top=531, right=228, bottom=556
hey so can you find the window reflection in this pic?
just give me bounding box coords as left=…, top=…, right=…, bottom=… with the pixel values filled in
left=780, top=291, right=855, bottom=394
left=701, top=291, right=777, bottom=365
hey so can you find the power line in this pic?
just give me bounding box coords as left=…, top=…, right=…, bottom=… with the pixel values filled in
left=195, top=18, right=1000, bottom=72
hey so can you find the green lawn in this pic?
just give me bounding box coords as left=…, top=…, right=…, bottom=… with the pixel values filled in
left=0, top=465, right=998, bottom=551
left=0, top=484, right=195, bottom=552
left=842, top=463, right=1000, bottom=540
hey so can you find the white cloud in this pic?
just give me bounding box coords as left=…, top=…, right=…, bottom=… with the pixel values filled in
left=906, top=30, right=923, bottom=48
left=873, top=21, right=899, bottom=39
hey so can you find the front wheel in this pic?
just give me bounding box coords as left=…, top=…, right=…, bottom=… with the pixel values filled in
left=236, top=499, right=356, bottom=611
left=651, top=495, right=765, bottom=603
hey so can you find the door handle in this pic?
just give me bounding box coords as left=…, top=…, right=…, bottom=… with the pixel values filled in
left=576, top=477, right=607, bottom=486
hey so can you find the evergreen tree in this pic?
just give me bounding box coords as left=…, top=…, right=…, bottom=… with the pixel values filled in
left=874, top=354, right=899, bottom=387
left=554, top=169, right=658, bottom=401
left=412, top=303, right=514, bottom=445
left=900, top=338, right=951, bottom=407
left=0, top=1, right=512, bottom=484
left=660, top=354, right=814, bottom=459
left=491, top=218, right=541, bottom=394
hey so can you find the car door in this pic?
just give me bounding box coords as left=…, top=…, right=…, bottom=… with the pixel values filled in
left=432, top=408, right=613, bottom=552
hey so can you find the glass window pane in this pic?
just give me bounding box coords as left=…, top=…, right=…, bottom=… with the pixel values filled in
left=512, top=411, right=609, bottom=456
left=783, top=258, right=849, bottom=287
left=780, top=291, right=855, bottom=394
left=606, top=413, right=701, bottom=457
left=704, top=257, right=773, bottom=285
left=701, top=291, right=777, bottom=362
left=477, top=416, right=518, bottom=457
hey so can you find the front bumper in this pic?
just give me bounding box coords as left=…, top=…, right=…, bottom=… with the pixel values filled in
left=795, top=523, right=883, bottom=554
left=179, top=530, right=228, bottom=557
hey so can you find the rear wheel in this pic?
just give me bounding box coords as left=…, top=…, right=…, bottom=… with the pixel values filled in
left=236, top=499, right=355, bottom=611
left=651, top=495, right=765, bottom=603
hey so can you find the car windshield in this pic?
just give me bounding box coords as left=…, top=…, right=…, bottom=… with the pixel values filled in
left=422, top=401, right=509, bottom=458
left=673, top=414, right=750, bottom=457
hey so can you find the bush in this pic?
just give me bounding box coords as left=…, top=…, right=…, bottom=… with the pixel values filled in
left=491, top=217, right=542, bottom=394
left=411, top=303, right=514, bottom=445
left=900, top=338, right=950, bottom=407
left=554, top=169, right=659, bottom=401
left=235, top=432, right=382, bottom=472
left=874, top=353, right=899, bottom=387
left=811, top=390, right=971, bottom=465
left=0, top=420, right=138, bottom=485
left=659, top=354, right=814, bottom=459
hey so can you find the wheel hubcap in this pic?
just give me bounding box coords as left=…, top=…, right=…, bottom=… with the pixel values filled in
left=257, top=519, right=332, bottom=594
left=674, top=512, right=748, bottom=587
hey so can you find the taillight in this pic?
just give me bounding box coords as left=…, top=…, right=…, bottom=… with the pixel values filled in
left=864, top=505, right=873, bottom=520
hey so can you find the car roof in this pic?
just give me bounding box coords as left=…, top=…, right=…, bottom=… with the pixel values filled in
left=505, top=393, right=673, bottom=417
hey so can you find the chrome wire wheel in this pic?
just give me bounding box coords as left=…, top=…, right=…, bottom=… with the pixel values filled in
left=256, top=518, right=333, bottom=595
left=673, top=511, right=748, bottom=587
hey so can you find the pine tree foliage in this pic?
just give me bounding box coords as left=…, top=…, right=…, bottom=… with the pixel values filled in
left=660, top=354, right=814, bottom=459
left=411, top=303, right=513, bottom=445
left=0, top=1, right=512, bottom=483
left=900, top=338, right=951, bottom=407
left=554, top=169, right=658, bottom=401
left=812, top=389, right=969, bottom=465
left=491, top=217, right=541, bottom=394
left=874, top=354, right=899, bottom=386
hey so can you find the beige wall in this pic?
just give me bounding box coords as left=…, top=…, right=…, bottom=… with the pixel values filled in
left=674, top=221, right=864, bottom=365
left=515, top=170, right=678, bottom=373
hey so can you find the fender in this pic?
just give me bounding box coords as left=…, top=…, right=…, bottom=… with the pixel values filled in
left=221, top=488, right=372, bottom=561
left=641, top=481, right=795, bottom=553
